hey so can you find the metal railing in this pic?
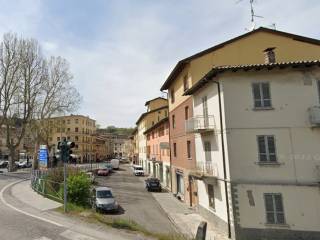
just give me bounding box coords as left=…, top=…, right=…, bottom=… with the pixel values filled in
left=31, top=170, right=63, bottom=202
left=185, top=115, right=215, bottom=133
left=194, top=161, right=218, bottom=177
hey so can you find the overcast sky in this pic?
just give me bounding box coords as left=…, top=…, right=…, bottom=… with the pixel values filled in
left=1, top=0, right=319, bottom=127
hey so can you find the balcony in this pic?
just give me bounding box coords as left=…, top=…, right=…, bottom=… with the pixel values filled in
left=309, top=106, right=320, bottom=126
left=185, top=115, right=215, bottom=133
left=190, top=161, right=218, bottom=179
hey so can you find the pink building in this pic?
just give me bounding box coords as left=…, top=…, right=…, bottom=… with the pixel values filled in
left=144, top=117, right=171, bottom=189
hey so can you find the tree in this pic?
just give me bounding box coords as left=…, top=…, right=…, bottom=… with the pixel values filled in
left=0, top=33, right=81, bottom=171
left=30, top=56, right=81, bottom=169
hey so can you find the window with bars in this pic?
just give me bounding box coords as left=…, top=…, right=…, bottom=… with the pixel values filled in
left=264, top=193, right=285, bottom=224
left=252, top=82, right=272, bottom=108
left=257, top=135, right=277, bottom=163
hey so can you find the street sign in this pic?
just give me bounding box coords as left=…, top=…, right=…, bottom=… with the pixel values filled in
left=38, top=145, right=48, bottom=167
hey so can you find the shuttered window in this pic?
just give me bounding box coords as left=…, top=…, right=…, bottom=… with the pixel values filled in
left=252, top=83, right=272, bottom=108
left=257, top=135, right=277, bottom=162
left=264, top=193, right=285, bottom=224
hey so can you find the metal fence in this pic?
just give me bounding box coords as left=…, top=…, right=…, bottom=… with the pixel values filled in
left=31, top=170, right=64, bottom=202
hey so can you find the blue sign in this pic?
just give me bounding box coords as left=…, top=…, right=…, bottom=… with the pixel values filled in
left=38, top=145, right=48, bottom=167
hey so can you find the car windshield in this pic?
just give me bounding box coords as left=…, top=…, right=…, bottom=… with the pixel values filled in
left=96, top=190, right=113, bottom=198
left=136, top=167, right=143, bottom=171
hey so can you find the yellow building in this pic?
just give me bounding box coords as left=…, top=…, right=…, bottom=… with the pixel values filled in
left=135, top=97, right=168, bottom=171
left=48, top=115, right=96, bottom=163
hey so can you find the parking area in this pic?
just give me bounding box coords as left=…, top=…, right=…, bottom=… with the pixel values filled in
left=95, top=163, right=175, bottom=234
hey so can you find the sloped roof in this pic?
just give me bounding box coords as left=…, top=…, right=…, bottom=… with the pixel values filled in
left=145, top=97, right=167, bottom=106
left=160, top=27, right=320, bottom=91
left=184, top=60, right=320, bottom=95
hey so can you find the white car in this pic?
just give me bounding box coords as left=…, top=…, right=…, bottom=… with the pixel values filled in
left=133, top=165, right=144, bottom=176
left=110, top=159, right=120, bottom=170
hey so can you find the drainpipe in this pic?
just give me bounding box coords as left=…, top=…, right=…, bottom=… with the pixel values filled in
left=212, top=80, right=231, bottom=239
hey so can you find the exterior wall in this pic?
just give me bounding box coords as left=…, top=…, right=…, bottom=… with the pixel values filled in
left=192, top=67, right=320, bottom=239
left=145, top=119, right=170, bottom=185
left=147, top=98, right=168, bottom=111
left=170, top=97, right=197, bottom=205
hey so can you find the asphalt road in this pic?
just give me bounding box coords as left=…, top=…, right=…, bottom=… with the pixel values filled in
left=95, top=163, right=175, bottom=234
left=0, top=169, right=146, bottom=240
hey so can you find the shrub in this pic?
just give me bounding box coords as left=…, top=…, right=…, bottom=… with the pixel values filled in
left=67, top=173, right=91, bottom=206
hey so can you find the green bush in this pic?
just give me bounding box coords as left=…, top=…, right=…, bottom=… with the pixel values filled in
left=67, top=173, right=91, bottom=206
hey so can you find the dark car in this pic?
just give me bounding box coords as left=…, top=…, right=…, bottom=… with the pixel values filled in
left=0, top=160, right=8, bottom=168
left=145, top=178, right=162, bottom=192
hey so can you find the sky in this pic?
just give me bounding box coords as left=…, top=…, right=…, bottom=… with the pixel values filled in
left=1, top=0, right=319, bottom=127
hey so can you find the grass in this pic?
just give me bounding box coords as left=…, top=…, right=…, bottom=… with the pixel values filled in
left=56, top=203, right=193, bottom=240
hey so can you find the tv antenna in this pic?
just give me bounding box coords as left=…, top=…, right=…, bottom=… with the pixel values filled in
left=237, top=0, right=264, bottom=31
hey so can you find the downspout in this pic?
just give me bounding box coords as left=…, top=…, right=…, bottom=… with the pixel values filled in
left=212, top=80, right=232, bottom=239
left=161, top=90, right=173, bottom=192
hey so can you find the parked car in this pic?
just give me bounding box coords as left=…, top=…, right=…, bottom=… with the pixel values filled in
left=92, top=187, right=119, bottom=213
left=86, top=172, right=95, bottom=183
left=97, top=168, right=109, bottom=176
left=110, top=159, right=120, bottom=170
left=17, top=160, right=32, bottom=168
left=0, top=160, right=8, bottom=168
left=105, top=163, right=113, bottom=172
left=133, top=165, right=144, bottom=176
left=145, top=178, right=162, bottom=192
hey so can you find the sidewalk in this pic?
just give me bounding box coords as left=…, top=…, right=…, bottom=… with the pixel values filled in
left=152, top=192, right=228, bottom=240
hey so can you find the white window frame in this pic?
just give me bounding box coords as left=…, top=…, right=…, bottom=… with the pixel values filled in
left=252, top=82, right=272, bottom=108
left=264, top=193, right=286, bottom=225
left=257, top=135, right=277, bottom=163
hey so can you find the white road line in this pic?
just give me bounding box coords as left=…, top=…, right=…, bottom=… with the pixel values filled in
left=60, top=230, right=98, bottom=240
left=0, top=180, right=63, bottom=227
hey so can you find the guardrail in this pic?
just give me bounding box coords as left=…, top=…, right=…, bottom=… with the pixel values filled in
left=185, top=115, right=215, bottom=133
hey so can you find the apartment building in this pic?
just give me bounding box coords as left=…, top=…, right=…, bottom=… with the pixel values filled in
left=144, top=117, right=171, bottom=189
left=184, top=60, right=320, bottom=240
left=48, top=115, right=96, bottom=163
left=136, top=97, right=168, bottom=171
left=160, top=27, right=320, bottom=207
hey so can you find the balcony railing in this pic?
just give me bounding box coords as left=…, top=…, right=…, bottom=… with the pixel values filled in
left=191, top=161, right=218, bottom=178
left=185, top=115, right=215, bottom=133
left=309, top=106, right=320, bottom=126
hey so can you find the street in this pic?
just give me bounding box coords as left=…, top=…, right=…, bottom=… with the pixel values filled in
left=0, top=170, right=151, bottom=240
left=95, top=163, right=175, bottom=234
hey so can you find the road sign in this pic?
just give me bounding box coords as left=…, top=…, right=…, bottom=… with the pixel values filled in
left=38, top=145, right=48, bottom=167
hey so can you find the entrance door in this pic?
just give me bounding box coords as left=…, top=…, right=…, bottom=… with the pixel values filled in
left=176, top=173, right=184, bottom=195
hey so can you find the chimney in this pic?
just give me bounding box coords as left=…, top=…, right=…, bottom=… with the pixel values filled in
left=263, top=47, right=276, bottom=64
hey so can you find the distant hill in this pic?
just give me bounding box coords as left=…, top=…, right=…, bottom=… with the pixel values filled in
left=99, top=126, right=135, bottom=136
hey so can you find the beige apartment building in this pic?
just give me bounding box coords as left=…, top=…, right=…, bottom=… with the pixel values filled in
left=135, top=97, right=168, bottom=171
left=48, top=115, right=96, bottom=163
left=185, top=60, right=320, bottom=240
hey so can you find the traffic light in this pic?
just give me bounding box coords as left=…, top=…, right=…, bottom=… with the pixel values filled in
left=57, top=140, right=75, bottom=163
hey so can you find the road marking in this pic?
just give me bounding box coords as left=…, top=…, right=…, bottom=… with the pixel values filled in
left=0, top=180, right=63, bottom=227
left=60, top=230, right=98, bottom=240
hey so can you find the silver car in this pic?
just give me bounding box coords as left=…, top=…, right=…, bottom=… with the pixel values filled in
left=93, top=187, right=119, bottom=213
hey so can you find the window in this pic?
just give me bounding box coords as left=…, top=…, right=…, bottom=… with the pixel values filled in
left=57, top=137, right=60, bottom=141
left=173, top=143, right=177, bottom=157
left=252, top=83, right=272, bottom=108
left=187, top=140, right=191, bottom=159
left=264, top=193, right=285, bottom=224
left=204, top=141, right=211, bottom=162
left=75, top=127, right=78, bottom=132
left=183, top=75, right=189, bottom=91
left=185, top=106, right=189, bottom=120
left=170, top=88, right=175, bottom=103
left=75, top=136, right=79, bottom=141
left=257, top=135, right=277, bottom=163
left=67, top=128, right=70, bottom=132
left=202, top=96, right=209, bottom=127
left=208, top=184, right=215, bottom=209
left=172, top=115, right=175, bottom=128
left=75, top=119, right=79, bottom=124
